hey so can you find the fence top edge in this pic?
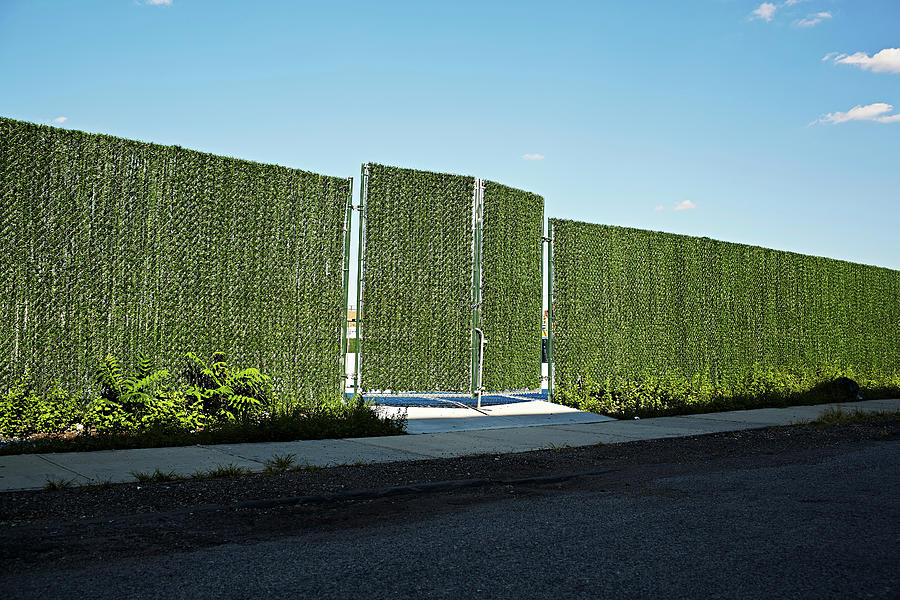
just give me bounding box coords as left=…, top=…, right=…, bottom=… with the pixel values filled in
left=1, top=116, right=352, bottom=183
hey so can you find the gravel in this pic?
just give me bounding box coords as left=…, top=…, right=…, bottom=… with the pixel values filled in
left=1, top=419, right=897, bottom=576
left=3, top=420, right=896, bottom=526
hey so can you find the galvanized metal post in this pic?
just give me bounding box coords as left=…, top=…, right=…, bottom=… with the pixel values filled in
left=470, top=178, right=485, bottom=402
left=354, top=164, right=369, bottom=397
left=540, top=208, right=545, bottom=389
left=546, top=219, right=555, bottom=403
left=339, top=177, right=354, bottom=397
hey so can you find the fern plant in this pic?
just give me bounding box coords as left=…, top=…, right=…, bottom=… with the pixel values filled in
left=182, top=352, right=272, bottom=423
left=95, top=354, right=169, bottom=405
left=88, top=353, right=173, bottom=433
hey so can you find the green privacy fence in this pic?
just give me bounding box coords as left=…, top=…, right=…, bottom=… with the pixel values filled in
left=0, top=117, right=350, bottom=399
left=357, top=164, right=544, bottom=393
left=357, top=164, right=474, bottom=392
left=7, top=115, right=896, bottom=408
left=549, top=219, right=900, bottom=409
left=481, top=181, right=543, bottom=392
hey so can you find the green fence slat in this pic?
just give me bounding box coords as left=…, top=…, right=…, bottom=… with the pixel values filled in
left=359, top=164, right=474, bottom=392
left=550, top=219, right=900, bottom=411
left=359, top=165, right=543, bottom=394
left=0, top=117, right=347, bottom=400
left=481, top=180, right=543, bottom=392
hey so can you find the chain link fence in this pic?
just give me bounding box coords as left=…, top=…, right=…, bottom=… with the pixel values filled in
left=550, top=219, right=900, bottom=397
left=1, top=117, right=350, bottom=399
left=358, top=164, right=544, bottom=394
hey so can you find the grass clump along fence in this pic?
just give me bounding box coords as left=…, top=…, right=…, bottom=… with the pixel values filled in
left=550, top=220, right=900, bottom=418
left=0, top=352, right=405, bottom=456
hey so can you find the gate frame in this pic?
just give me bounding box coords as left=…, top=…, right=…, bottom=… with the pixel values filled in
left=339, top=177, right=354, bottom=396
left=546, top=219, right=555, bottom=402
left=353, top=164, right=369, bottom=396
left=350, top=166, right=543, bottom=401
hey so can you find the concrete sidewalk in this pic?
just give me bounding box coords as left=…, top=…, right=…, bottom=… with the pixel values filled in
left=1, top=398, right=897, bottom=492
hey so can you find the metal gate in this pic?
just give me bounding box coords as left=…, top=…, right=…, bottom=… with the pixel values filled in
left=349, top=163, right=543, bottom=404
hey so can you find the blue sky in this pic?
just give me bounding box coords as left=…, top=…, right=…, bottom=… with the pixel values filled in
left=2, top=0, right=898, bottom=273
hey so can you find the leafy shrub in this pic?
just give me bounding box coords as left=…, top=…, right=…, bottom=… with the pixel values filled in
left=0, top=376, right=82, bottom=438
left=80, top=351, right=275, bottom=435
left=1, top=352, right=406, bottom=453
left=182, top=351, right=272, bottom=423
left=0, top=394, right=405, bottom=456
left=85, top=354, right=198, bottom=435
left=555, top=366, right=900, bottom=419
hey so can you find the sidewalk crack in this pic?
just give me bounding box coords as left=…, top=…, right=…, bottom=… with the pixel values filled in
left=196, top=445, right=265, bottom=465
left=343, top=439, right=436, bottom=459
left=36, top=455, right=89, bottom=480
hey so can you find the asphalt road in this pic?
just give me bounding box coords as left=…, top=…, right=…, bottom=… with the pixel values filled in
left=4, top=438, right=898, bottom=599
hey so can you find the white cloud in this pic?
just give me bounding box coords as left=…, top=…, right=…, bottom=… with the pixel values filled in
left=797, top=11, right=831, bottom=27
left=816, top=103, right=900, bottom=124
left=784, top=0, right=806, bottom=5
left=145, top=0, right=172, bottom=5
left=653, top=205, right=665, bottom=212
left=522, top=153, right=544, bottom=161
left=826, top=48, right=900, bottom=74
left=52, top=116, right=67, bottom=124
left=751, top=3, right=777, bottom=22
left=674, top=200, right=696, bottom=211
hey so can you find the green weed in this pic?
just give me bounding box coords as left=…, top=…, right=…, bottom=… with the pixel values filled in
left=1, top=376, right=405, bottom=457
left=43, top=477, right=75, bottom=491
left=555, top=369, right=900, bottom=420
left=545, top=443, right=573, bottom=452
left=130, top=468, right=183, bottom=484
left=192, top=464, right=253, bottom=479
left=83, top=479, right=114, bottom=491
left=263, top=453, right=297, bottom=474
left=808, top=407, right=900, bottom=427
left=290, top=463, right=324, bottom=473
left=0, top=376, right=83, bottom=438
